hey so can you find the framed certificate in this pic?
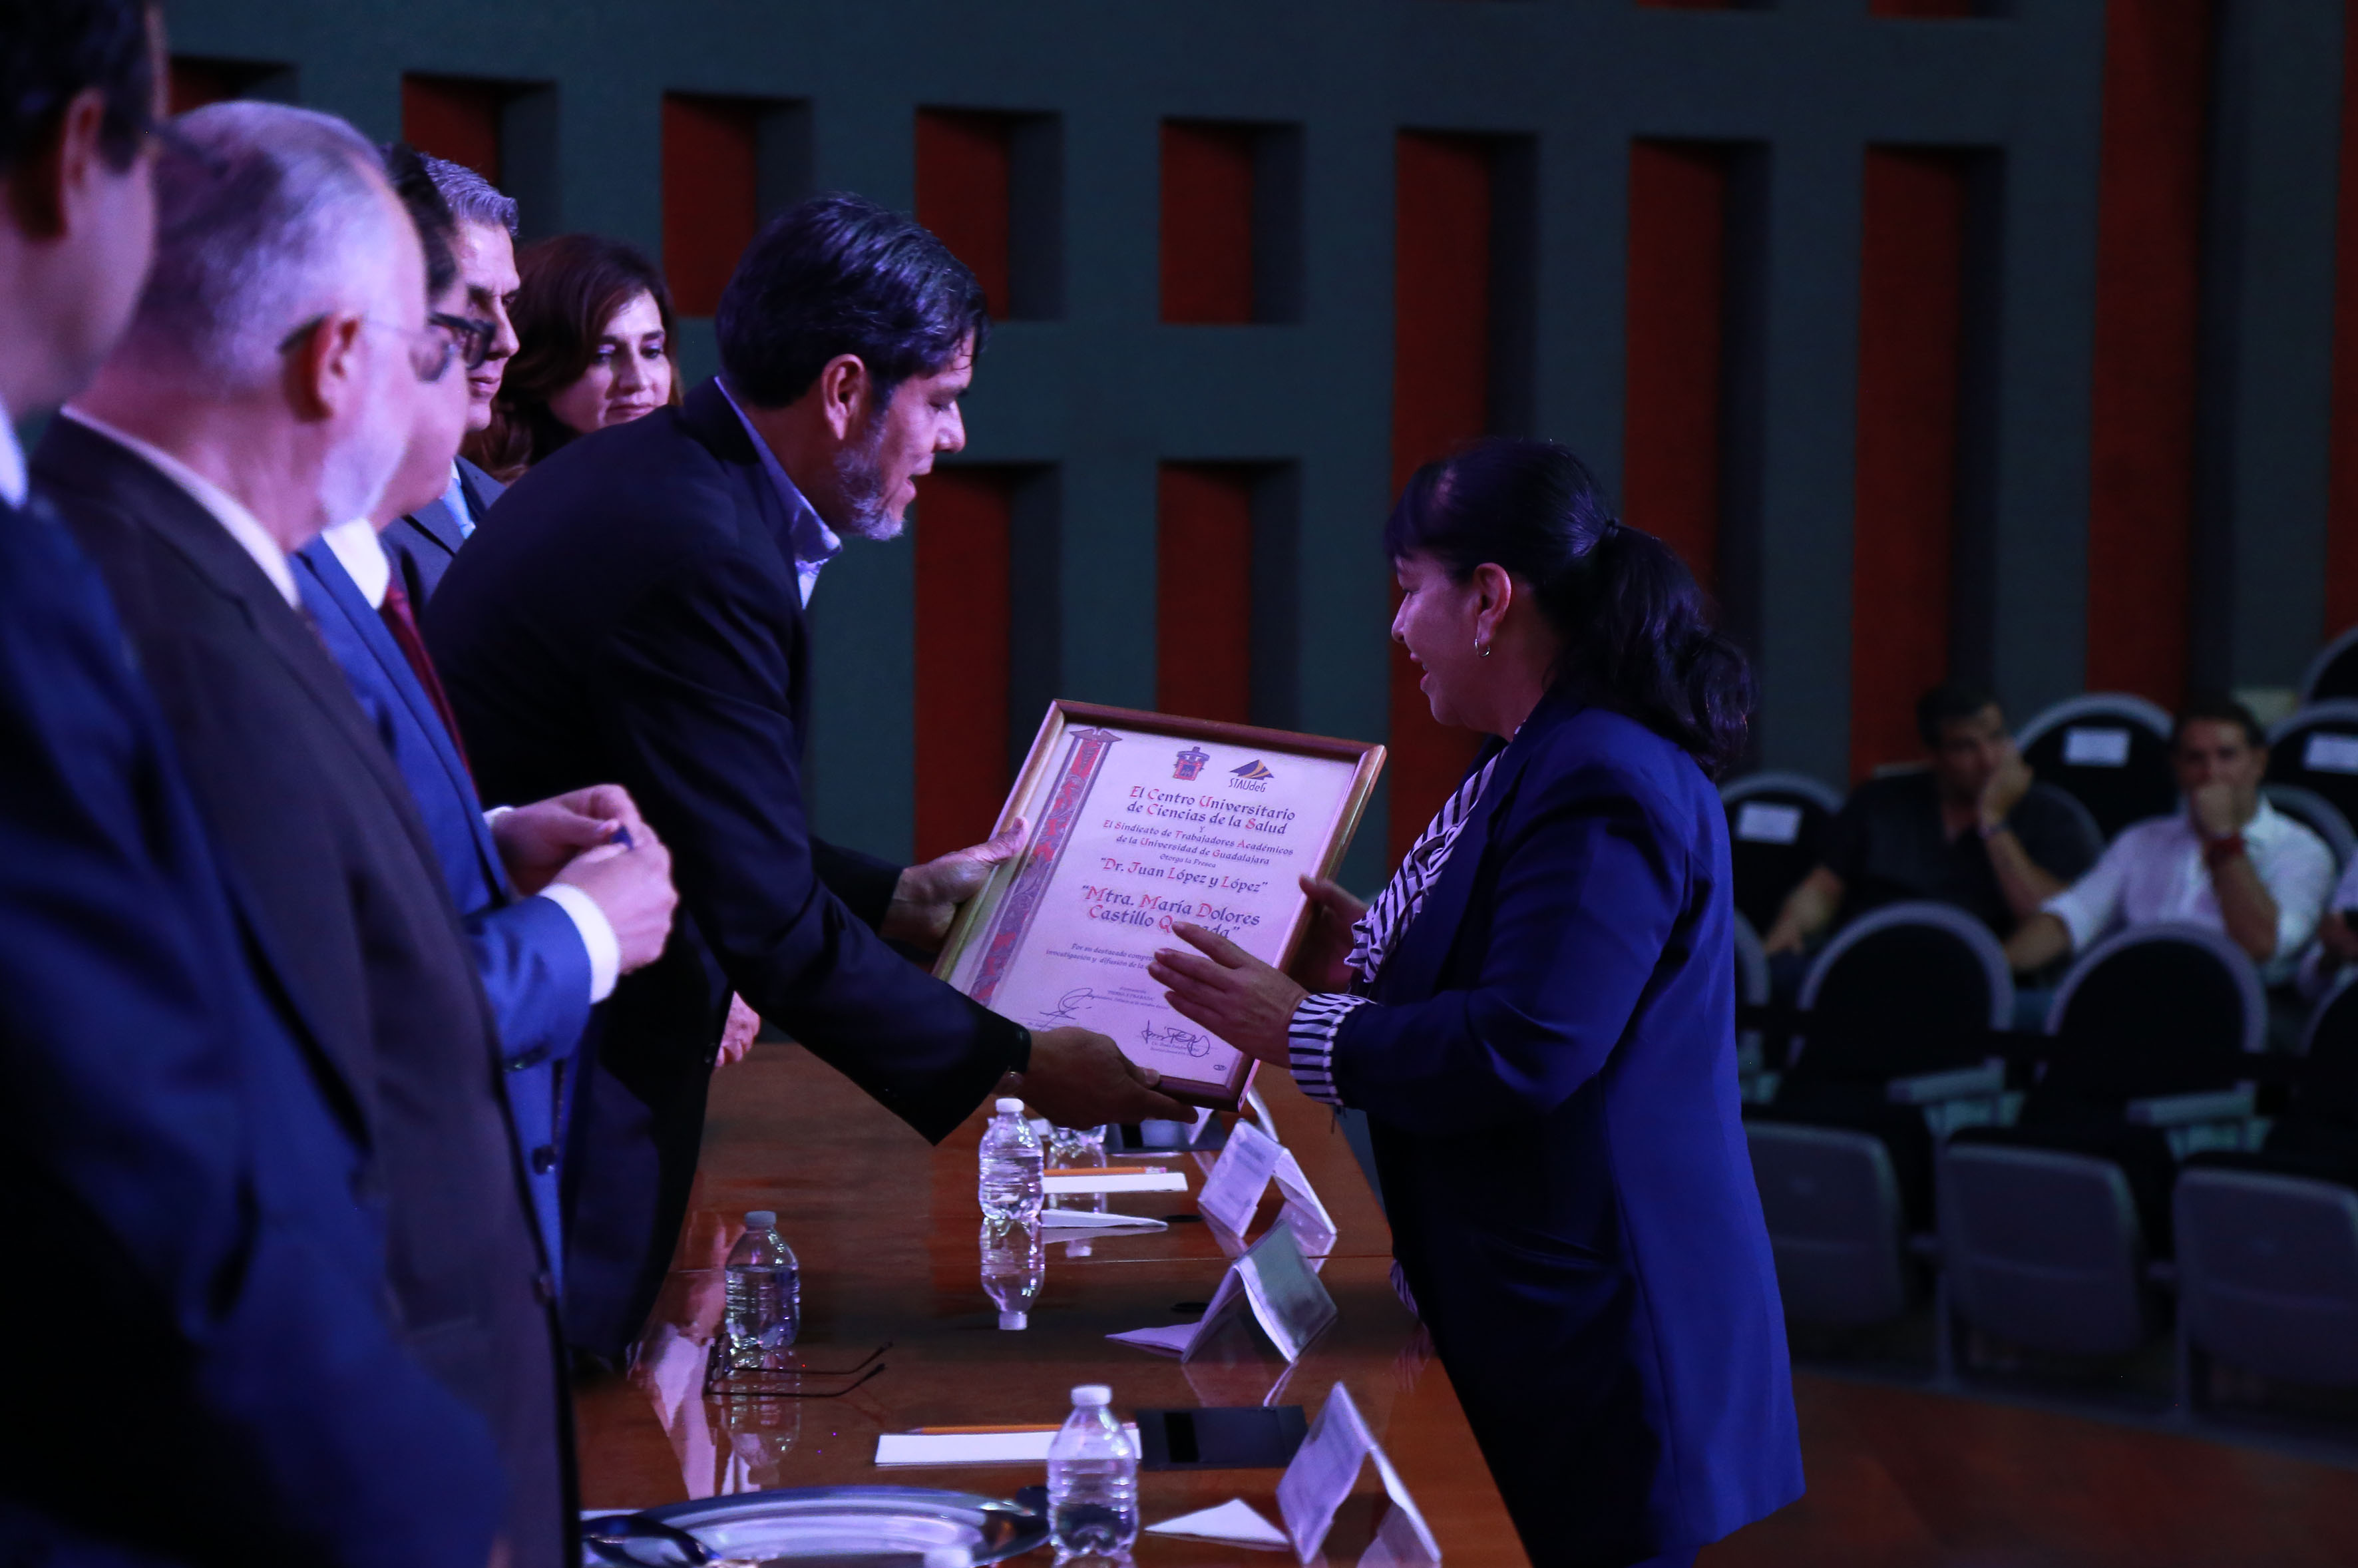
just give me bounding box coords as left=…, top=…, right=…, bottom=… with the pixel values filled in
left=936, top=702, right=1386, bottom=1108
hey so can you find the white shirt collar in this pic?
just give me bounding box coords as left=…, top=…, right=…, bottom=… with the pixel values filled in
left=0, top=393, right=25, bottom=509
left=59, top=407, right=299, bottom=608
left=319, top=516, right=391, bottom=610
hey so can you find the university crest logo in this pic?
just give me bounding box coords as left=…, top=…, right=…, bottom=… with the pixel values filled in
left=1172, top=745, right=1212, bottom=781
left=1231, top=759, right=1276, bottom=781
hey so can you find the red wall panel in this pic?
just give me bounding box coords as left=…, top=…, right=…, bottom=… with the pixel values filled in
left=1852, top=149, right=1969, bottom=779
left=1155, top=465, right=1257, bottom=724
left=1623, top=140, right=1728, bottom=593
left=401, top=75, right=505, bottom=184
left=913, top=110, right=1011, bottom=318
left=2326, top=15, right=2358, bottom=638
left=1161, top=122, right=1257, bottom=324
left=912, top=470, right=1014, bottom=861
left=662, top=96, right=760, bottom=318
left=1389, top=132, right=1494, bottom=865
left=2086, top=0, right=2213, bottom=706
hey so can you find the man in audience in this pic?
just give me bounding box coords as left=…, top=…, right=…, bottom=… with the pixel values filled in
left=0, top=8, right=503, bottom=1563
left=1764, top=680, right=2100, bottom=958
left=427, top=192, right=1191, bottom=1358
left=2006, top=694, right=2334, bottom=985
left=381, top=152, right=518, bottom=604
left=299, top=142, right=680, bottom=1275
left=35, top=101, right=571, bottom=1568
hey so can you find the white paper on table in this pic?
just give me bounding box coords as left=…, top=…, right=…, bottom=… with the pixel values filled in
left=1036, top=1209, right=1167, bottom=1231
left=1197, top=1119, right=1338, bottom=1245
left=1042, top=1171, right=1189, bottom=1195
left=1275, top=1384, right=1441, bottom=1565
left=1145, top=1497, right=1290, bottom=1547
left=874, top=1426, right=1137, bottom=1467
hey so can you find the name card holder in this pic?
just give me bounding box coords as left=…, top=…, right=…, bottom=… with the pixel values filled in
left=1108, top=1224, right=1337, bottom=1364
left=1197, top=1118, right=1338, bottom=1249
left=1275, top=1382, right=1441, bottom=1566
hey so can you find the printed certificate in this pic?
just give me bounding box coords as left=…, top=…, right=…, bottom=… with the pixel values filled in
left=938, top=702, right=1384, bottom=1107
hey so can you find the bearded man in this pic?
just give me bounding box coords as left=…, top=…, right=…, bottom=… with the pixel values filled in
left=425, top=192, right=1187, bottom=1359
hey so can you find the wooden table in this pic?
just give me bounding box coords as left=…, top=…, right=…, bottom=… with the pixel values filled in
left=574, top=1043, right=1529, bottom=1563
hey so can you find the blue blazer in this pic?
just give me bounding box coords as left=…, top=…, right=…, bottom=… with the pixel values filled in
left=295, top=539, right=591, bottom=1273
left=0, top=494, right=501, bottom=1567
left=1337, top=691, right=1803, bottom=1563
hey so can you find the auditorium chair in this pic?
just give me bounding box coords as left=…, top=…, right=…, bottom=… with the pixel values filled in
left=2299, top=624, right=2358, bottom=706
left=1720, top=771, right=1843, bottom=936
left=2261, top=783, right=2357, bottom=872
left=1733, top=909, right=1770, bottom=1093
left=1744, top=902, right=2013, bottom=1330
left=1939, top=924, right=2265, bottom=1366
left=2015, top=693, right=2177, bottom=841
left=2265, top=701, right=2358, bottom=842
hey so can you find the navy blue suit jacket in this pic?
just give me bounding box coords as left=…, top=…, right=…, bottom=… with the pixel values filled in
left=383, top=455, right=502, bottom=607
left=0, top=492, right=501, bottom=1567
left=425, top=379, right=1021, bottom=1356
left=295, top=539, right=592, bottom=1272
left=1338, top=692, right=1803, bottom=1562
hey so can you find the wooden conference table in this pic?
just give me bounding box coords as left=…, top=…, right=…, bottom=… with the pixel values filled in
left=574, top=1043, right=1529, bottom=1563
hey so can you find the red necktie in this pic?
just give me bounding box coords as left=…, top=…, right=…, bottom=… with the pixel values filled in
left=379, top=578, right=473, bottom=779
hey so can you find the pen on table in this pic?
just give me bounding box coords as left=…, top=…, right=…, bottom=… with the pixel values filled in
left=908, top=1423, right=1066, bottom=1435
left=1044, top=1165, right=1161, bottom=1177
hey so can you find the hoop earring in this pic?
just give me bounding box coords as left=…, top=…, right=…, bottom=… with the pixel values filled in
left=1476, top=641, right=1491, bottom=659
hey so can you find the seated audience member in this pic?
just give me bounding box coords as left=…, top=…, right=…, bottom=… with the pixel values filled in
left=2007, top=695, right=2334, bottom=986
left=465, top=232, right=678, bottom=482
left=299, top=142, right=680, bottom=1276
left=1763, top=680, right=2099, bottom=958
left=381, top=152, right=518, bottom=605
left=0, top=14, right=502, bottom=1563
left=37, top=100, right=574, bottom=1568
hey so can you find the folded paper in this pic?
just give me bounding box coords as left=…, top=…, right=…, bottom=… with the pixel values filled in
left=1107, top=1224, right=1335, bottom=1364
left=1275, top=1384, right=1440, bottom=1565
left=1196, top=1118, right=1337, bottom=1245
left=1145, top=1497, right=1290, bottom=1547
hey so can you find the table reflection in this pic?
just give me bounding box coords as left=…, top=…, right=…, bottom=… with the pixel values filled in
left=980, top=1219, right=1045, bottom=1328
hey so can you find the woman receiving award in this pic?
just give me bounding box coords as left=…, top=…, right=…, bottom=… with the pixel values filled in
left=1150, top=439, right=1804, bottom=1567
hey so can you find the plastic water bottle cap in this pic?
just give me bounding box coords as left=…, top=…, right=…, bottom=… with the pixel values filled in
left=994, top=1097, right=1025, bottom=1115
left=743, top=1210, right=776, bottom=1229
left=922, top=1549, right=974, bottom=1568
left=998, top=1310, right=1028, bottom=1330
left=1070, top=1383, right=1111, bottom=1407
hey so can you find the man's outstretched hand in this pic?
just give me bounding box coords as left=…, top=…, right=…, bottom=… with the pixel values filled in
left=881, top=817, right=1027, bottom=952
left=1014, top=1026, right=1191, bottom=1126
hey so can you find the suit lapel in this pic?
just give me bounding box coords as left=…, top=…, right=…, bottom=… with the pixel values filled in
left=299, top=546, right=508, bottom=896
left=403, top=496, right=467, bottom=557
left=1374, top=696, right=1585, bottom=1004
left=680, top=378, right=813, bottom=749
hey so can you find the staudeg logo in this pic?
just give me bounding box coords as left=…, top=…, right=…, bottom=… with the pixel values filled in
left=1231, top=759, right=1275, bottom=781
left=1172, top=745, right=1211, bottom=781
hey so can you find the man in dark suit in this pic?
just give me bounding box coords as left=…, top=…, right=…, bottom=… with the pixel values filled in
left=0, top=10, right=504, bottom=1565
left=300, top=141, right=680, bottom=1274
left=429, top=193, right=1189, bottom=1358
left=381, top=153, right=519, bottom=604
left=36, top=100, right=571, bottom=1568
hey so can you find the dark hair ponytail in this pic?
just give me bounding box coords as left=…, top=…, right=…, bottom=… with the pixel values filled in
left=1384, top=437, right=1755, bottom=775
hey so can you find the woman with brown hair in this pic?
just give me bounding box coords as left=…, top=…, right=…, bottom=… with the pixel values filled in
left=465, top=232, right=680, bottom=482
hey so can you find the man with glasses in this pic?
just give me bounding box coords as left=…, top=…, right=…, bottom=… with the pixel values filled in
left=381, top=151, right=520, bottom=605
left=34, top=100, right=573, bottom=1568
left=298, top=142, right=681, bottom=1276
left=0, top=8, right=509, bottom=1564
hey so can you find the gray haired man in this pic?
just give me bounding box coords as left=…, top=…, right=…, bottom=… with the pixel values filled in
left=382, top=151, right=518, bottom=603
left=34, top=100, right=570, bottom=1568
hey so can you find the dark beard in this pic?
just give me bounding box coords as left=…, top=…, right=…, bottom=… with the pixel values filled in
left=830, top=408, right=902, bottom=541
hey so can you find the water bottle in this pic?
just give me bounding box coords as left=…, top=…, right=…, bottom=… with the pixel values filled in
left=1045, top=1121, right=1108, bottom=1164
left=720, top=1210, right=799, bottom=1370
left=978, top=1219, right=1045, bottom=1329
left=978, top=1097, right=1044, bottom=1225
left=1046, top=1384, right=1139, bottom=1557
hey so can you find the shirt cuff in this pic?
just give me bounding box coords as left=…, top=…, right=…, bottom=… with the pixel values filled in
left=536, top=882, right=620, bottom=1003
left=1288, top=993, right=1373, bottom=1108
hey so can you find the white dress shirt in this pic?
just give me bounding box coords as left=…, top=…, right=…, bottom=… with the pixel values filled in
left=716, top=377, right=841, bottom=607
left=59, top=408, right=299, bottom=608
left=2043, top=797, right=2335, bottom=983
left=316, top=516, right=620, bottom=1002
left=2295, top=856, right=2358, bottom=1000
left=0, top=395, right=27, bottom=508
